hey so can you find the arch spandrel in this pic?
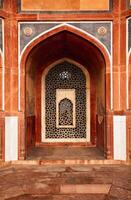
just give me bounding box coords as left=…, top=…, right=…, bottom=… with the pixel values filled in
left=20, top=24, right=111, bottom=71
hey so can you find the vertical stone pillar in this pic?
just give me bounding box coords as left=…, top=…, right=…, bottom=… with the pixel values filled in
left=0, top=19, right=4, bottom=160
left=105, top=113, right=113, bottom=159
left=129, top=56, right=131, bottom=109
left=0, top=56, right=2, bottom=111
left=119, top=0, right=126, bottom=111
left=112, top=0, right=126, bottom=111
left=18, top=113, right=26, bottom=160
left=112, top=0, right=120, bottom=111
left=0, top=114, right=4, bottom=160
left=127, top=114, right=131, bottom=162
left=4, top=0, right=22, bottom=161
left=0, top=118, right=2, bottom=159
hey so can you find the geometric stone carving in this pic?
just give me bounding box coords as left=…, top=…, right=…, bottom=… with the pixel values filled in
left=23, top=27, right=33, bottom=37
left=45, top=61, right=86, bottom=139
left=19, top=22, right=112, bottom=55
left=59, top=98, right=73, bottom=126
left=56, top=89, right=76, bottom=128
left=97, top=26, right=107, bottom=36
left=98, top=115, right=104, bottom=124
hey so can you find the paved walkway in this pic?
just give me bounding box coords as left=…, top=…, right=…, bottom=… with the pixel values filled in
left=0, top=164, right=131, bottom=200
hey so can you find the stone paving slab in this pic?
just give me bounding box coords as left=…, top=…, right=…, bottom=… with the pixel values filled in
left=0, top=164, right=130, bottom=200
left=107, top=186, right=131, bottom=200
left=60, top=184, right=111, bottom=194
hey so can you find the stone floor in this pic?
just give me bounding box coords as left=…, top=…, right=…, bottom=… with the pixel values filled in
left=27, top=146, right=104, bottom=160
left=0, top=164, right=131, bottom=200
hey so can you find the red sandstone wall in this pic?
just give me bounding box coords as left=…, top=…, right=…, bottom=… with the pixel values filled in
left=21, top=0, right=110, bottom=11
left=129, top=55, right=131, bottom=109
left=0, top=0, right=130, bottom=161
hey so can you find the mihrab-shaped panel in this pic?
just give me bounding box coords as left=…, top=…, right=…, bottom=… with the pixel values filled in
left=45, top=61, right=86, bottom=139
left=56, top=89, right=76, bottom=128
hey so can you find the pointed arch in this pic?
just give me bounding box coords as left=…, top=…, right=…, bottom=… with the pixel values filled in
left=20, top=24, right=111, bottom=68
left=19, top=24, right=111, bottom=111
left=58, top=98, right=73, bottom=126
left=19, top=24, right=110, bottom=159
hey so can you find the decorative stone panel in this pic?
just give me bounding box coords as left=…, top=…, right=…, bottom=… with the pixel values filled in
left=20, top=23, right=60, bottom=53
left=113, top=116, right=126, bottom=161
left=69, top=22, right=111, bottom=54
left=19, top=21, right=112, bottom=56
left=5, top=117, right=18, bottom=161
left=56, top=89, right=76, bottom=128
left=44, top=61, right=87, bottom=139
left=18, top=0, right=112, bottom=13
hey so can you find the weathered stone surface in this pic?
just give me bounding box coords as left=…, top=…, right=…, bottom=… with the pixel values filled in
left=0, top=164, right=130, bottom=200
left=60, top=184, right=111, bottom=194
left=107, top=186, right=131, bottom=200
left=27, top=147, right=104, bottom=160
left=7, top=194, right=107, bottom=200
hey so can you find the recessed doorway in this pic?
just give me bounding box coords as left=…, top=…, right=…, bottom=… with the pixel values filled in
left=41, top=60, right=90, bottom=143
left=24, top=29, right=107, bottom=160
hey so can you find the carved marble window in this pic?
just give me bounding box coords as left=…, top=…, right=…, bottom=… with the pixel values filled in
left=59, top=71, right=71, bottom=80
left=59, top=98, right=73, bottom=126
left=56, top=89, right=76, bottom=128
left=45, top=61, right=87, bottom=139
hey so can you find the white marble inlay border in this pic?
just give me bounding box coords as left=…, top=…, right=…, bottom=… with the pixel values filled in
left=5, top=116, right=18, bottom=161
left=113, top=116, right=126, bottom=161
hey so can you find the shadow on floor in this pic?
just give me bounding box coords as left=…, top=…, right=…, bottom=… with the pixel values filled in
left=27, top=146, right=104, bottom=160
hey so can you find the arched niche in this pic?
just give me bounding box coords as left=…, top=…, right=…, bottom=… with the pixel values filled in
left=19, top=27, right=109, bottom=158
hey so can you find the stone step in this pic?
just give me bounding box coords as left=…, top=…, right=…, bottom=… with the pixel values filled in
left=5, top=194, right=107, bottom=200
left=36, top=142, right=94, bottom=147
left=1, top=183, right=111, bottom=199
left=10, top=159, right=126, bottom=166
left=60, top=184, right=111, bottom=194
left=0, top=159, right=128, bottom=170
